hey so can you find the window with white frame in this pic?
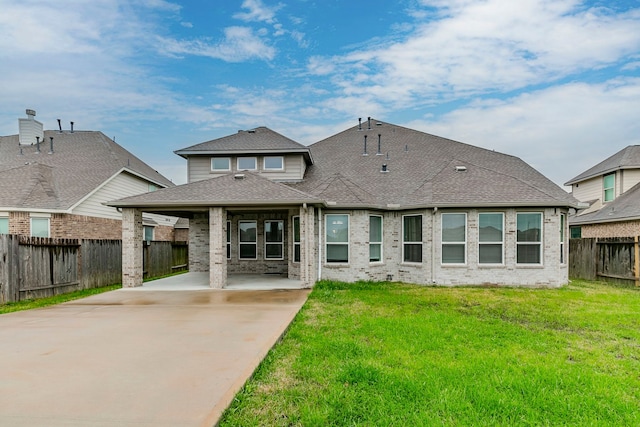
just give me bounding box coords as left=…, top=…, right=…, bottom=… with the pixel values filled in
left=237, top=157, right=257, bottom=171
left=603, top=173, right=615, bottom=202
left=402, top=215, right=422, bottom=263
left=479, top=213, right=503, bottom=264
left=212, top=157, right=231, bottom=172
left=293, top=216, right=301, bottom=263
left=369, top=215, right=383, bottom=262
left=30, top=216, right=50, bottom=238
left=227, top=221, right=231, bottom=259
left=263, top=156, right=284, bottom=171
left=560, top=213, right=566, bottom=264
left=0, top=216, right=8, bottom=234
left=143, top=226, right=154, bottom=242
left=239, top=220, right=257, bottom=259
left=517, top=212, right=542, bottom=264
left=442, top=213, right=466, bottom=264
left=326, top=214, right=349, bottom=263
left=265, top=220, right=284, bottom=259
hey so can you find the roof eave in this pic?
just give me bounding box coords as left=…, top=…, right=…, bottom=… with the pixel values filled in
left=174, top=148, right=314, bottom=165
left=106, top=199, right=325, bottom=209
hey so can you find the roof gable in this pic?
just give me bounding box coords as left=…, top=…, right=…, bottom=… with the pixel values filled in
left=571, top=181, right=640, bottom=224
left=565, top=145, right=640, bottom=185
left=175, top=126, right=313, bottom=164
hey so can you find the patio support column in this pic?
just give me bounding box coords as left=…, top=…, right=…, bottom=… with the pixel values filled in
left=209, top=207, right=227, bottom=289
left=122, top=208, right=143, bottom=288
left=300, top=205, right=316, bottom=286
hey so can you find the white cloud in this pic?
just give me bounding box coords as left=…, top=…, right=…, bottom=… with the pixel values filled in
left=157, top=26, right=276, bottom=62
left=312, top=0, right=640, bottom=106
left=233, top=0, right=283, bottom=24
left=404, top=77, right=640, bottom=187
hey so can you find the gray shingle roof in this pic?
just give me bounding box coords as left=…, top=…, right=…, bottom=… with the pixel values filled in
left=565, top=145, right=640, bottom=185
left=108, top=172, right=321, bottom=208
left=570, top=181, right=640, bottom=225
left=0, top=130, right=174, bottom=211
left=174, top=126, right=313, bottom=164
left=290, top=120, right=579, bottom=209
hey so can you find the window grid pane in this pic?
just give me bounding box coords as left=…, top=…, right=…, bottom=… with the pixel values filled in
left=369, top=216, right=383, bottom=263
left=293, top=216, right=300, bottom=263
left=517, top=213, right=542, bottom=264
left=326, top=215, right=349, bottom=263
left=265, top=221, right=284, bottom=260
left=0, top=218, right=8, bottom=234
left=226, top=221, right=231, bottom=259
left=479, top=213, right=503, bottom=264
left=31, top=218, right=49, bottom=238
left=239, top=221, right=257, bottom=259
left=442, top=213, right=466, bottom=264
left=211, top=157, right=230, bottom=171
left=403, top=215, right=422, bottom=263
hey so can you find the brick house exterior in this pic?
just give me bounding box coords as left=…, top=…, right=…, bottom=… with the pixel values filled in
left=0, top=110, right=177, bottom=241
left=565, top=145, right=640, bottom=238
left=110, top=119, right=579, bottom=288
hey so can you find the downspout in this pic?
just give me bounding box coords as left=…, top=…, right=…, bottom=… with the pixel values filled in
left=318, top=207, right=322, bottom=281
left=431, top=207, right=437, bottom=284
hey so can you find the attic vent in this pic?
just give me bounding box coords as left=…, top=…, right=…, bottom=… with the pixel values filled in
left=381, top=164, right=389, bottom=173
left=234, top=174, right=245, bottom=180
left=455, top=166, right=467, bottom=172
left=247, top=129, right=256, bottom=133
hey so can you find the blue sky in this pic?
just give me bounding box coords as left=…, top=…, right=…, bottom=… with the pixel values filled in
left=1, top=0, right=639, bottom=187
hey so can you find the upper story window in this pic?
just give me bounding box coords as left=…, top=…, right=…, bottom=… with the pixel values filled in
left=442, top=213, right=466, bottom=264
left=263, top=156, right=284, bottom=171
left=517, top=212, right=542, bottom=265
left=237, top=157, right=257, bottom=171
left=148, top=184, right=158, bottom=192
left=603, top=173, right=615, bottom=202
left=211, top=157, right=231, bottom=172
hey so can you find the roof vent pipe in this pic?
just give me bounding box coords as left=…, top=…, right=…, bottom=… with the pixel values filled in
left=362, top=135, right=368, bottom=156
left=35, top=136, right=41, bottom=153
left=367, top=117, right=371, bottom=130
left=358, top=117, right=362, bottom=131
left=70, top=122, right=74, bottom=133
left=57, top=119, right=62, bottom=132
left=49, top=136, right=54, bottom=154
left=377, top=134, right=382, bottom=155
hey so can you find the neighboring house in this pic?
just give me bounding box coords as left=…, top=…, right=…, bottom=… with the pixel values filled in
left=564, top=145, right=640, bottom=238
left=109, top=119, right=580, bottom=288
left=0, top=109, right=177, bottom=240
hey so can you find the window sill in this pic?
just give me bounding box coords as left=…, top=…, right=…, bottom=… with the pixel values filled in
left=516, top=264, right=544, bottom=268
left=400, top=262, right=423, bottom=266
left=324, top=263, right=350, bottom=267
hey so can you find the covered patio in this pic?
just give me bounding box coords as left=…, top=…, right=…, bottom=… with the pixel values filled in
left=109, top=173, right=322, bottom=289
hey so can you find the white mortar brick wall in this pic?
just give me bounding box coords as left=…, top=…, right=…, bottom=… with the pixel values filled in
left=209, top=207, right=226, bottom=288
left=122, top=208, right=143, bottom=288
left=189, top=213, right=209, bottom=272
left=317, top=207, right=568, bottom=287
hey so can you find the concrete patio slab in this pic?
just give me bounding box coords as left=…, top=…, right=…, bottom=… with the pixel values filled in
left=136, top=272, right=307, bottom=291
left=0, top=287, right=310, bottom=427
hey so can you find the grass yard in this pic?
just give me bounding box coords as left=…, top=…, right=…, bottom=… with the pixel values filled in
left=220, top=280, right=640, bottom=426
left=0, top=284, right=121, bottom=314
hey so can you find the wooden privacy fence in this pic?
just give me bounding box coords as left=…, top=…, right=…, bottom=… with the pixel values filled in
left=569, top=237, right=640, bottom=286
left=0, top=235, right=189, bottom=303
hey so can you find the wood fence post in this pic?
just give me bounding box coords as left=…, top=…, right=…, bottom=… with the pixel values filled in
left=635, top=236, right=639, bottom=287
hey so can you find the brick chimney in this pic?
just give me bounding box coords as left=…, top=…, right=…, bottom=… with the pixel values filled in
left=18, top=109, right=44, bottom=145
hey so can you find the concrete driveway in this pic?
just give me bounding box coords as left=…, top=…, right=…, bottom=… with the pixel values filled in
left=0, top=287, right=310, bottom=427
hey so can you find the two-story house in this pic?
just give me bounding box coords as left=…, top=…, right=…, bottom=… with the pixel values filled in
left=0, top=110, right=177, bottom=240
left=109, top=119, right=580, bottom=288
left=564, top=145, right=640, bottom=238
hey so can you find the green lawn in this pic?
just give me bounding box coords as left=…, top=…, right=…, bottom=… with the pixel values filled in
left=220, top=280, right=640, bottom=426
left=0, top=284, right=121, bottom=314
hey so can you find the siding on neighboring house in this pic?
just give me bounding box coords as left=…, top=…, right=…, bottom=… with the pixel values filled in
left=73, top=172, right=157, bottom=220
left=622, top=169, right=640, bottom=193
left=572, top=175, right=606, bottom=202
left=188, top=154, right=306, bottom=182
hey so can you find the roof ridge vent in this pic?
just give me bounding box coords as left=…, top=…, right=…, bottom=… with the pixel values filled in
left=247, top=129, right=256, bottom=133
